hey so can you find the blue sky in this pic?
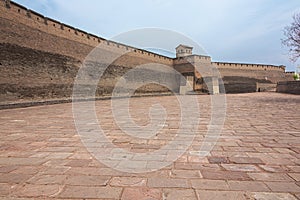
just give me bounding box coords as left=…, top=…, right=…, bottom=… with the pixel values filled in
left=13, top=0, right=300, bottom=71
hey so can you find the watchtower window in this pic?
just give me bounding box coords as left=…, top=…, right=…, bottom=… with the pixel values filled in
left=18, top=9, right=20, bottom=13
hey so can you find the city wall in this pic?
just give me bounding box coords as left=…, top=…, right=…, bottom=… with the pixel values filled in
left=0, top=0, right=294, bottom=102
left=0, top=0, right=178, bottom=102
left=277, top=81, right=300, bottom=95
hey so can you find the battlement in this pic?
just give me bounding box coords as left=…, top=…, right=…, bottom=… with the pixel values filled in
left=0, top=0, right=292, bottom=98
left=1, top=0, right=290, bottom=70
left=212, top=62, right=286, bottom=72
left=173, top=55, right=212, bottom=65
left=0, top=0, right=174, bottom=64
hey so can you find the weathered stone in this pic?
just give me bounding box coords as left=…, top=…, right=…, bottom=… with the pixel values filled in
left=201, top=170, right=251, bottom=181
left=121, top=187, right=162, bottom=200
left=229, top=157, right=264, bottom=164
left=248, top=192, right=298, bottom=200
left=196, top=190, right=248, bottom=200
left=221, top=164, right=260, bottom=172
left=110, top=177, right=146, bottom=187
left=65, top=175, right=110, bottom=186
left=191, top=179, right=229, bottom=190
left=13, top=184, right=61, bottom=197
left=248, top=173, right=293, bottom=182
left=207, top=156, right=229, bottom=164
left=147, top=178, right=188, bottom=188
left=265, top=182, right=300, bottom=193
left=58, top=186, right=122, bottom=199
left=163, top=189, right=197, bottom=200
left=228, top=181, right=270, bottom=192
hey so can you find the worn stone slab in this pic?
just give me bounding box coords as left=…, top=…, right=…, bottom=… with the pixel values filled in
left=65, top=175, right=110, bottom=186
left=221, top=164, right=261, bottom=172
left=147, top=178, right=188, bottom=188
left=201, top=170, right=251, bottom=181
left=265, top=182, right=300, bottom=193
left=163, top=189, right=197, bottom=200
left=58, top=186, right=122, bottom=199
left=13, top=184, right=62, bottom=198
left=196, top=190, right=248, bottom=200
left=109, top=177, right=147, bottom=187
left=0, top=174, right=32, bottom=184
left=229, top=157, right=264, bottom=164
left=121, top=187, right=162, bottom=200
left=228, top=181, right=270, bottom=192
left=249, top=192, right=298, bottom=200
left=248, top=173, right=293, bottom=182
left=191, top=179, right=229, bottom=190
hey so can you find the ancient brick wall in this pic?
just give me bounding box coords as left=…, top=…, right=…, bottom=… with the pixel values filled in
left=0, top=0, right=294, bottom=100
left=213, top=62, right=287, bottom=83
left=277, top=81, right=300, bottom=95
left=0, top=0, right=178, bottom=102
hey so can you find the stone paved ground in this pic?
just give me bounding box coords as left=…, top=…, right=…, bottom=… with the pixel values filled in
left=0, top=93, right=299, bottom=200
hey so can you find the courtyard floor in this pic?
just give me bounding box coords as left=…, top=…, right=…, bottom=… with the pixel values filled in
left=0, top=93, right=299, bottom=200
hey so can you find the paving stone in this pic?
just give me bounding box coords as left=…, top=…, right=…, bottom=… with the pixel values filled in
left=65, top=159, right=92, bottom=167
left=288, top=173, right=300, bottom=181
left=0, top=93, right=300, bottom=199
left=109, top=177, right=146, bottom=187
left=187, top=156, right=209, bottom=163
left=248, top=192, right=298, bottom=200
left=58, top=185, right=122, bottom=199
left=40, top=166, right=71, bottom=175
left=248, top=173, right=293, bottom=182
left=27, top=175, right=66, bottom=185
left=68, top=153, right=93, bottom=160
left=45, top=152, right=72, bottom=159
left=288, top=166, right=300, bottom=173
left=11, top=166, right=44, bottom=175
left=201, top=170, right=251, bottom=180
left=121, top=187, right=161, bottom=200
left=13, top=184, right=62, bottom=197
left=191, top=179, right=229, bottom=190
left=0, top=174, right=32, bottom=184
left=294, top=193, right=300, bottom=199
left=259, top=165, right=289, bottom=173
left=65, top=167, right=125, bottom=176
left=196, top=190, right=248, bottom=200
left=147, top=178, right=188, bottom=188
left=0, top=166, right=18, bottom=173
left=222, top=164, right=261, bottom=172
left=65, top=175, right=110, bottom=186
left=0, top=158, right=47, bottom=166
left=260, top=157, right=295, bottom=165
left=207, top=156, right=229, bottom=164
left=170, top=169, right=202, bottom=179
left=174, top=162, right=220, bottom=170
left=229, top=157, right=264, bottom=164
left=228, top=181, right=270, bottom=192
left=163, top=189, right=197, bottom=200
left=265, top=182, right=300, bottom=193
left=0, top=183, right=11, bottom=196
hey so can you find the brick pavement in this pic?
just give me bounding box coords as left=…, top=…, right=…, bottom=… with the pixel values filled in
left=0, top=93, right=299, bottom=199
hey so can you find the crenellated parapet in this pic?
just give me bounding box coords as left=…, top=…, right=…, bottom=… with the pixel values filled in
left=0, top=0, right=173, bottom=65
left=212, top=62, right=285, bottom=72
